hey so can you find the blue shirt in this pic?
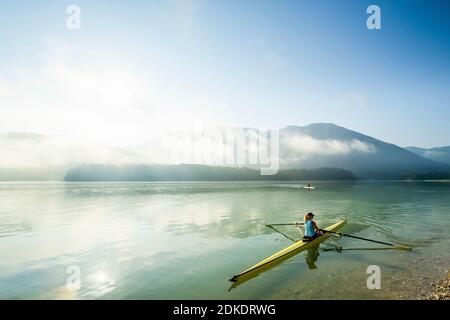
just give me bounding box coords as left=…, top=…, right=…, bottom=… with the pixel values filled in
left=305, top=220, right=316, bottom=237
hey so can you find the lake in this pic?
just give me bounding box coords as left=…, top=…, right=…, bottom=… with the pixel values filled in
left=0, top=181, right=449, bottom=299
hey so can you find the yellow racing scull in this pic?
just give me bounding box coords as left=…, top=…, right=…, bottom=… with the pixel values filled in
left=229, top=220, right=347, bottom=287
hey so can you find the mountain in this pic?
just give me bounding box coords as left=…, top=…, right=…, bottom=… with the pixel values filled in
left=277, top=123, right=450, bottom=178
left=1, top=124, right=449, bottom=180
left=0, top=132, right=136, bottom=180
left=405, top=146, right=450, bottom=165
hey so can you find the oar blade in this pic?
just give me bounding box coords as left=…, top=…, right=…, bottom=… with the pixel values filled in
left=393, top=245, right=412, bottom=251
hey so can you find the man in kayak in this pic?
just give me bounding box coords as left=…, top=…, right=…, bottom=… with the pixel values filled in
left=302, top=212, right=323, bottom=241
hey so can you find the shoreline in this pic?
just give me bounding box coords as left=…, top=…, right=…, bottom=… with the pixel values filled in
left=422, top=270, right=450, bottom=300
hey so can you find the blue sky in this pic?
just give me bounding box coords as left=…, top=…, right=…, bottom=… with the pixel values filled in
left=0, top=0, right=448, bottom=147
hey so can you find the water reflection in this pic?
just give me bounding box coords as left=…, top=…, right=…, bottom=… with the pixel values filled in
left=0, top=181, right=449, bottom=299
left=305, top=246, right=320, bottom=269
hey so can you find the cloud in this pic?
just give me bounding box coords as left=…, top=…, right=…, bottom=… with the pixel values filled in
left=0, top=128, right=271, bottom=169
left=0, top=39, right=152, bottom=143
left=281, top=133, right=376, bottom=161
left=0, top=38, right=227, bottom=146
left=0, top=134, right=135, bottom=167
left=0, top=126, right=378, bottom=170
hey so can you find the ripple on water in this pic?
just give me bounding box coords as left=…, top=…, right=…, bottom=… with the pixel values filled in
left=0, top=181, right=449, bottom=299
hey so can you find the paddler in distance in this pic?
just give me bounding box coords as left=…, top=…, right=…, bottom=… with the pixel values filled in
left=302, top=212, right=322, bottom=241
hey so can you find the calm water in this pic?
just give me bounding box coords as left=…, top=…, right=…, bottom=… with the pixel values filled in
left=0, top=181, right=449, bottom=299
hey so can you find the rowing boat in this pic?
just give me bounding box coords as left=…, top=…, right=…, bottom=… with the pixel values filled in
left=229, top=220, right=347, bottom=287
left=228, top=220, right=347, bottom=287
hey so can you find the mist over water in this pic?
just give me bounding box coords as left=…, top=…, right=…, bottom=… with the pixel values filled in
left=0, top=181, right=449, bottom=299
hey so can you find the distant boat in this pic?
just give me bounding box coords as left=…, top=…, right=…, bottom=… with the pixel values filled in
left=303, top=186, right=316, bottom=190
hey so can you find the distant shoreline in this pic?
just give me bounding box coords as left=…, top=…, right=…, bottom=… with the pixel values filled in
left=63, top=164, right=357, bottom=182
left=1, top=179, right=450, bottom=183
left=2, top=164, right=450, bottom=183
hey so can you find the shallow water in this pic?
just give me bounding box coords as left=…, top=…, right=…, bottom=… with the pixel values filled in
left=0, top=181, right=449, bottom=299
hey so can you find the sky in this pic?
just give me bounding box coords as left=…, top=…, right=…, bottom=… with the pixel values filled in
left=0, top=0, right=449, bottom=148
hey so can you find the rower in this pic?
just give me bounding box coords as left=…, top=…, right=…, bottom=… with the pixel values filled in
left=302, top=212, right=323, bottom=242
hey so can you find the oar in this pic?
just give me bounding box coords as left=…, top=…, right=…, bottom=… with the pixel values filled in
left=321, top=247, right=409, bottom=252
left=266, top=225, right=298, bottom=242
left=266, top=222, right=304, bottom=226
left=320, top=229, right=411, bottom=250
